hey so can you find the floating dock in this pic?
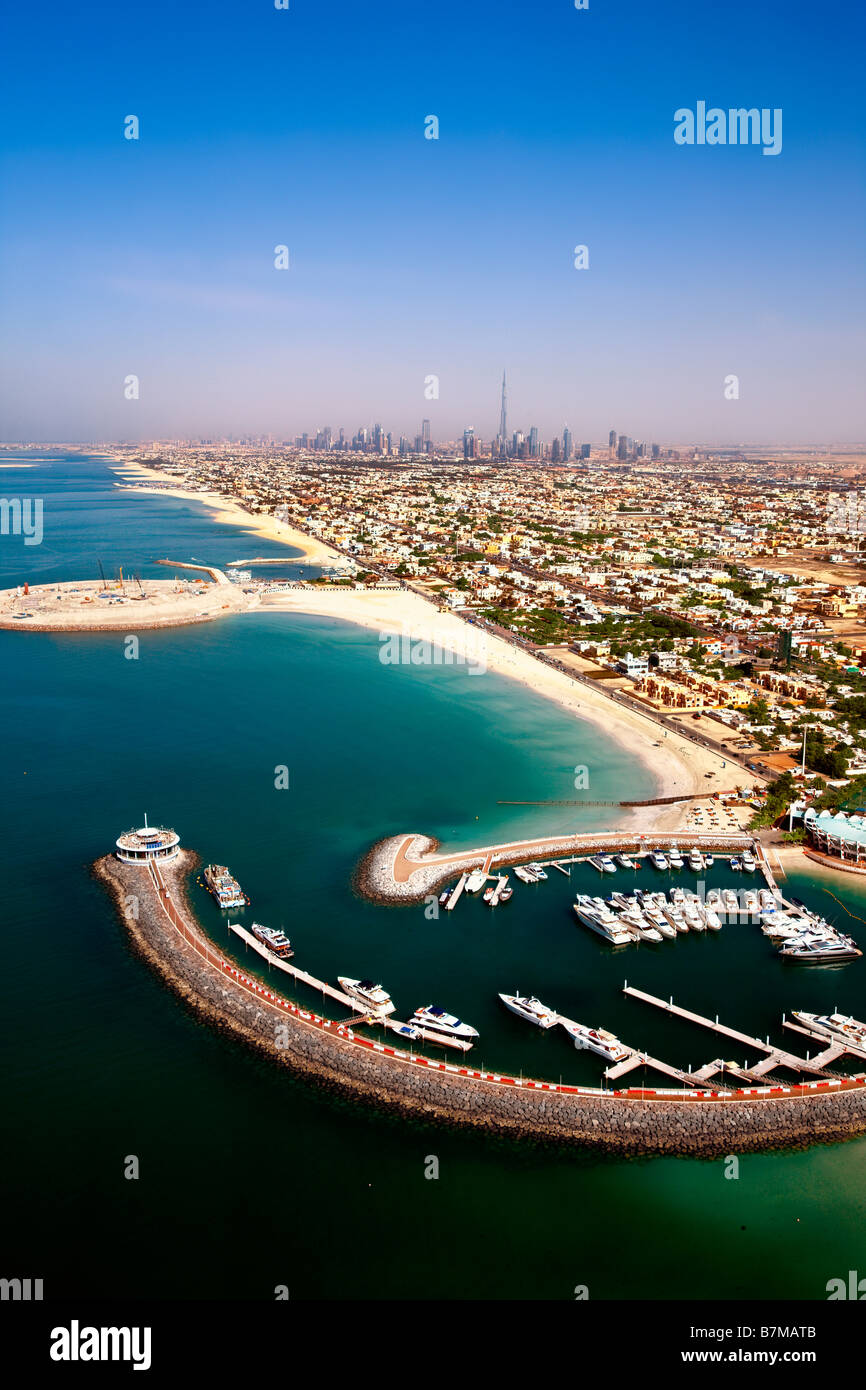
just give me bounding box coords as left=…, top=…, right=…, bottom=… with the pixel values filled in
left=444, top=872, right=468, bottom=911
left=623, top=985, right=846, bottom=1080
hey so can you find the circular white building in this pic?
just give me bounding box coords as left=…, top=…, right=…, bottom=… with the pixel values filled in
left=116, top=819, right=180, bottom=865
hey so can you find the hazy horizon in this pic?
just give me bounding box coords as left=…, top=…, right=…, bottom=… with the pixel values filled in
left=1, top=0, right=864, bottom=445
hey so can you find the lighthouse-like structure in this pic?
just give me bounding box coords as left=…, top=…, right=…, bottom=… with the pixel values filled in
left=115, top=814, right=180, bottom=865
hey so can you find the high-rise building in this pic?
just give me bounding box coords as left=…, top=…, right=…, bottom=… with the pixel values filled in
left=529, top=426, right=539, bottom=458
left=580, top=443, right=591, bottom=459
left=422, top=418, right=431, bottom=449
left=550, top=437, right=561, bottom=463
left=499, top=371, right=507, bottom=444
left=563, top=426, right=573, bottom=461
left=609, top=429, right=617, bottom=454
left=463, top=426, right=476, bottom=460
left=651, top=443, right=660, bottom=460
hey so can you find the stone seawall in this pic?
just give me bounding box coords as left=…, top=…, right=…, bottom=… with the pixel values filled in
left=94, top=852, right=866, bottom=1155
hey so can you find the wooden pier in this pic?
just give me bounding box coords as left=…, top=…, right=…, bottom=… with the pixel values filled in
left=228, top=923, right=371, bottom=1015
left=445, top=872, right=468, bottom=911
left=623, top=985, right=845, bottom=1079
left=554, top=1011, right=725, bottom=1091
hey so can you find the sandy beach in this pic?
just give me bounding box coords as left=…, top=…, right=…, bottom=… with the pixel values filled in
left=109, top=462, right=348, bottom=567
left=257, top=586, right=750, bottom=829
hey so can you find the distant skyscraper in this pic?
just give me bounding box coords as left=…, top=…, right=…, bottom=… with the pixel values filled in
left=463, top=426, right=476, bottom=460
left=651, top=443, right=660, bottom=460
left=550, top=437, right=561, bottom=463
left=499, top=371, right=507, bottom=444
left=609, top=429, right=617, bottom=454
left=422, top=418, right=431, bottom=449
left=528, top=426, right=539, bottom=458
left=580, top=443, right=591, bottom=459
left=563, top=426, right=573, bottom=461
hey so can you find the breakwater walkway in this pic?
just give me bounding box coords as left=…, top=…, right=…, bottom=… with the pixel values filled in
left=95, top=846, right=866, bottom=1154
left=358, top=829, right=754, bottom=904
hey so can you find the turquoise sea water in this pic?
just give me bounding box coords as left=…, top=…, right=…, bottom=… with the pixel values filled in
left=1, top=454, right=864, bottom=1300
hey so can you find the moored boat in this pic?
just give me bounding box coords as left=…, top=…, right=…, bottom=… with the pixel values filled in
left=561, top=1019, right=630, bottom=1063
left=498, top=992, right=558, bottom=1028
left=337, top=977, right=396, bottom=1014
left=251, top=922, right=294, bottom=958
left=204, top=864, right=247, bottom=910
left=412, top=1004, right=479, bottom=1040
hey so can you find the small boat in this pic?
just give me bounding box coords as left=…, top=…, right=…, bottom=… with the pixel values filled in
left=668, top=847, right=684, bottom=869
left=703, top=907, right=723, bottom=932
left=740, top=850, right=757, bottom=873
left=561, top=1019, right=630, bottom=1063
left=705, top=854, right=715, bottom=866
left=528, top=863, right=548, bottom=881
left=688, top=848, right=704, bottom=871
left=615, top=854, right=635, bottom=869
left=722, top=888, right=739, bottom=913
left=412, top=1005, right=478, bottom=1040
left=599, top=855, right=617, bottom=874
left=730, top=857, right=742, bottom=871
left=498, top=992, right=558, bottom=1028
left=513, top=865, right=538, bottom=885
left=337, top=977, right=396, bottom=1014
left=758, top=889, right=776, bottom=912
left=251, top=922, right=294, bottom=959
left=498, top=884, right=513, bottom=903
left=465, top=870, right=487, bottom=893
left=650, top=851, right=669, bottom=870
left=483, top=885, right=496, bottom=905
left=588, top=855, right=606, bottom=873
left=744, top=890, right=760, bottom=915
left=391, top=1021, right=421, bottom=1040
left=438, top=889, right=451, bottom=908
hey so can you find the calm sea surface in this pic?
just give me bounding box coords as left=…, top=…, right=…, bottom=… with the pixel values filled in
left=1, top=453, right=864, bottom=1299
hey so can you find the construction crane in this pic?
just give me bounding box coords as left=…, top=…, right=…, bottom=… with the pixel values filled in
left=96, top=558, right=108, bottom=592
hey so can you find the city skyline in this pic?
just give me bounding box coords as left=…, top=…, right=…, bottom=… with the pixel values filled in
left=1, top=0, right=864, bottom=444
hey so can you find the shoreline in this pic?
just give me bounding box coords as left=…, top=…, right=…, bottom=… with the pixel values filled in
left=109, top=462, right=347, bottom=567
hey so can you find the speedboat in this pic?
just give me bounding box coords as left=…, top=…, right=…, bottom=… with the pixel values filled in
left=650, top=851, right=669, bottom=870
left=513, top=865, right=538, bottom=884
left=498, top=992, right=558, bottom=1028
left=337, top=977, right=396, bottom=1014
left=705, top=854, right=715, bottom=866
left=599, top=855, right=617, bottom=874
left=391, top=1021, right=421, bottom=1040
left=730, top=857, right=742, bottom=871
left=528, top=863, right=548, bottom=881
left=438, top=889, right=452, bottom=908
left=615, top=854, right=635, bottom=869
left=483, top=885, right=496, bottom=905
left=703, top=906, right=723, bottom=932
left=498, top=884, right=513, bottom=903
left=561, top=1019, right=630, bottom=1063
left=412, top=1005, right=478, bottom=1040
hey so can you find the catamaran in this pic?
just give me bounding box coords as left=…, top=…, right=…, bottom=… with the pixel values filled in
left=498, top=992, right=559, bottom=1028
left=412, top=1005, right=479, bottom=1040
left=337, top=977, right=396, bottom=1014
left=560, top=1019, right=630, bottom=1063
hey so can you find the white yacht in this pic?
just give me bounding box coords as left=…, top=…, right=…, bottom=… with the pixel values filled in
left=528, top=863, right=548, bottom=880
left=702, top=905, right=723, bottom=932
left=791, top=1011, right=866, bottom=1050
left=744, top=889, right=760, bottom=915
left=650, top=851, right=669, bottom=870
left=740, top=850, right=757, bottom=873
left=722, top=888, right=739, bottom=914
left=758, top=889, right=777, bottom=913
left=615, top=853, right=635, bottom=869
left=513, top=865, right=538, bottom=884
left=573, top=897, right=634, bottom=947
left=498, top=992, right=559, bottom=1028
left=599, top=855, right=617, bottom=874
left=688, top=848, right=704, bottom=871
left=561, top=1019, right=630, bottom=1063
left=465, top=870, right=487, bottom=893
left=412, top=1005, right=479, bottom=1040
left=337, top=977, right=396, bottom=1015
left=668, top=846, right=684, bottom=869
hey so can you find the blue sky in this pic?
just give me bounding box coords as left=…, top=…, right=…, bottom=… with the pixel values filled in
left=1, top=0, right=864, bottom=444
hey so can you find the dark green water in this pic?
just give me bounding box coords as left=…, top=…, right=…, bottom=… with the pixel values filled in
left=1, top=455, right=864, bottom=1300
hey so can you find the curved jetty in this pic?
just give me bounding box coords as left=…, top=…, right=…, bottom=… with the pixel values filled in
left=357, top=829, right=755, bottom=904
left=95, top=846, right=866, bottom=1155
